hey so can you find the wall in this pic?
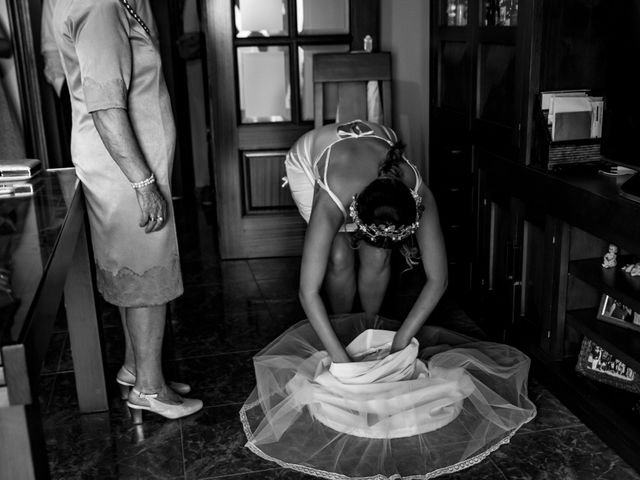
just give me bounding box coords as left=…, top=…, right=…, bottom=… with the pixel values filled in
left=380, top=0, right=430, bottom=184
left=0, top=0, right=22, bottom=128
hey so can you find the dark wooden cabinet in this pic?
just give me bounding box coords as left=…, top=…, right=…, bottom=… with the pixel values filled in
left=478, top=156, right=640, bottom=472
left=429, top=0, right=539, bottom=297
left=430, top=0, right=640, bottom=472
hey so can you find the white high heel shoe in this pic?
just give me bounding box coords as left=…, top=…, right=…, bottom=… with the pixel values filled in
left=116, top=366, right=191, bottom=399
left=127, top=388, right=203, bottom=424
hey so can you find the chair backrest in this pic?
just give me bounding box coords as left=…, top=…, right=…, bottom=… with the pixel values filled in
left=313, top=52, right=392, bottom=128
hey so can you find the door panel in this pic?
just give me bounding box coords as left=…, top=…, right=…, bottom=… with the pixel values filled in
left=204, top=0, right=379, bottom=258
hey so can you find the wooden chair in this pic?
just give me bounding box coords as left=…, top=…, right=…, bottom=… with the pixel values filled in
left=313, top=52, right=392, bottom=128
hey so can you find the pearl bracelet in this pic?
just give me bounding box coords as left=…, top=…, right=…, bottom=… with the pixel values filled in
left=131, top=173, right=155, bottom=190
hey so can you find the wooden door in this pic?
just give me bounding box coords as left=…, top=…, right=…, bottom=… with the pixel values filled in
left=203, top=0, right=379, bottom=259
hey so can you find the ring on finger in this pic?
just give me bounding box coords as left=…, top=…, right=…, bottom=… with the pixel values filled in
left=157, top=216, right=164, bottom=222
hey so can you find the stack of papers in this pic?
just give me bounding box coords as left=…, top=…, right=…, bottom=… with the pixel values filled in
left=541, top=90, right=604, bottom=142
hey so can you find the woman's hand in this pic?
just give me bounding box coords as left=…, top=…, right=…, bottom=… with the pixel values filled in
left=136, top=183, right=167, bottom=233
left=390, top=330, right=411, bottom=353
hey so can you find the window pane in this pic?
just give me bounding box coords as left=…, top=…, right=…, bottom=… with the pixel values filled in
left=237, top=46, right=291, bottom=123
left=446, top=0, right=468, bottom=26
left=482, top=0, right=518, bottom=26
left=298, top=44, right=350, bottom=121
left=235, top=0, right=288, bottom=37
left=297, top=0, right=349, bottom=35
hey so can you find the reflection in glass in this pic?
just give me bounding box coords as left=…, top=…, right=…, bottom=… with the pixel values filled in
left=235, top=0, right=288, bottom=37
left=237, top=46, right=291, bottom=123
left=441, top=41, right=469, bottom=112
left=297, top=0, right=349, bottom=35
left=446, top=0, right=468, bottom=26
left=483, top=0, right=518, bottom=26
left=478, top=44, right=515, bottom=125
left=298, top=44, right=350, bottom=121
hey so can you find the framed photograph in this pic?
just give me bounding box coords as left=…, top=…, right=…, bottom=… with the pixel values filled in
left=575, top=338, right=640, bottom=394
left=597, top=294, right=640, bottom=331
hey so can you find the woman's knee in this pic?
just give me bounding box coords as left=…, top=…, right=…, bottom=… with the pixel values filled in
left=327, top=237, right=355, bottom=276
left=359, top=247, right=392, bottom=276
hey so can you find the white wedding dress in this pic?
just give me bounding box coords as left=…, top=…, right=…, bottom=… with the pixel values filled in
left=240, top=314, right=537, bottom=479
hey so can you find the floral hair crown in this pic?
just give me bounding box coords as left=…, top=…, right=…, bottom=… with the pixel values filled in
left=349, top=190, right=423, bottom=243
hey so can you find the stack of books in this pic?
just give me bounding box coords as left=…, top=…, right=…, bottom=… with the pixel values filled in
left=541, top=90, right=604, bottom=142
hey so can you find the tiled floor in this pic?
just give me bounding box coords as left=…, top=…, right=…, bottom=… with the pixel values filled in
left=39, top=204, right=640, bottom=479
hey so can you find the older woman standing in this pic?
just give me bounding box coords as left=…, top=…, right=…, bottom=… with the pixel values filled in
left=52, top=0, right=201, bottom=422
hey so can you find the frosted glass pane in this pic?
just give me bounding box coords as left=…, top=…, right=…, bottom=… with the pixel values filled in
left=237, top=47, right=291, bottom=123
left=235, top=0, right=288, bottom=37
left=298, top=44, right=349, bottom=121
left=297, top=0, right=349, bottom=35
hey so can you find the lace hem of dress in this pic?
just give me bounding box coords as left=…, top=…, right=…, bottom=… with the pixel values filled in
left=239, top=399, right=527, bottom=480
left=96, top=259, right=183, bottom=307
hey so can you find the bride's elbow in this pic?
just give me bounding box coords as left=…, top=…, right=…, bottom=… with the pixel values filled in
left=434, top=274, right=448, bottom=295
left=298, top=287, right=315, bottom=307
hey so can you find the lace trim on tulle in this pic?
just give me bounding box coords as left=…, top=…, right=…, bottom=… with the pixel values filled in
left=239, top=399, right=533, bottom=480
left=96, top=257, right=182, bottom=307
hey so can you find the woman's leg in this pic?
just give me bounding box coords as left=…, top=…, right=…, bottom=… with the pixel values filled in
left=324, top=233, right=356, bottom=313
left=119, top=307, right=135, bottom=372
left=357, top=242, right=392, bottom=317
left=126, top=305, right=180, bottom=401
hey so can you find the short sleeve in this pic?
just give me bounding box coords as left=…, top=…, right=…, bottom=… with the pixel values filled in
left=73, top=0, right=131, bottom=112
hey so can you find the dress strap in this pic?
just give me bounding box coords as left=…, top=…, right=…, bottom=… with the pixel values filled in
left=312, top=120, right=399, bottom=223
left=317, top=145, right=349, bottom=221
left=403, top=157, right=423, bottom=193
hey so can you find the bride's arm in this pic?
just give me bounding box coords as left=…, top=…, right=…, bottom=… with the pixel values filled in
left=299, top=189, right=351, bottom=363
left=391, top=187, right=448, bottom=352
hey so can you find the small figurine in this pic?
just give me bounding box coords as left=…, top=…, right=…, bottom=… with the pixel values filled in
left=622, top=262, right=640, bottom=276
left=602, top=244, right=618, bottom=268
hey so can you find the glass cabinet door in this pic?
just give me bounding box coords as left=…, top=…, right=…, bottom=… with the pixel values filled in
left=482, top=0, right=518, bottom=27
left=445, top=0, right=469, bottom=26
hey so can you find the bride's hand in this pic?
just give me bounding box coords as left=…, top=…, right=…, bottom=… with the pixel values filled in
left=390, top=331, right=410, bottom=353
left=330, top=349, right=352, bottom=363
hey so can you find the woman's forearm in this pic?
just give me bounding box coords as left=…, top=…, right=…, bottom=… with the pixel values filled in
left=299, top=290, right=351, bottom=362
left=391, top=277, right=447, bottom=351
left=91, top=108, right=152, bottom=183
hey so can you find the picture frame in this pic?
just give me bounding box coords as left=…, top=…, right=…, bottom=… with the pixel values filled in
left=575, top=338, right=640, bottom=394
left=597, top=294, right=640, bottom=331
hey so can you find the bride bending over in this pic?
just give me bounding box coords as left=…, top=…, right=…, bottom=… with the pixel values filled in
left=286, top=119, right=447, bottom=362
left=240, top=119, right=536, bottom=480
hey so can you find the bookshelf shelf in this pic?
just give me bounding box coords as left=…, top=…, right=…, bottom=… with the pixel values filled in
left=568, top=257, right=640, bottom=313
left=566, top=308, right=640, bottom=371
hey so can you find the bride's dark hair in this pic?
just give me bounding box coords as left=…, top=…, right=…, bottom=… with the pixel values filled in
left=351, top=142, right=420, bottom=252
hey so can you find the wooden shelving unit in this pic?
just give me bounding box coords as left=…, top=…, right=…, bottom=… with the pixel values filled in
left=569, top=257, right=640, bottom=312
left=565, top=309, right=640, bottom=373
left=477, top=156, right=640, bottom=472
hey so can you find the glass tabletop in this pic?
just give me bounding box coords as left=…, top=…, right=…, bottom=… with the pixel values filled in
left=0, top=168, right=79, bottom=347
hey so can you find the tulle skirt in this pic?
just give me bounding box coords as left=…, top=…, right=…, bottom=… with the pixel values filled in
left=240, top=314, right=537, bottom=479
